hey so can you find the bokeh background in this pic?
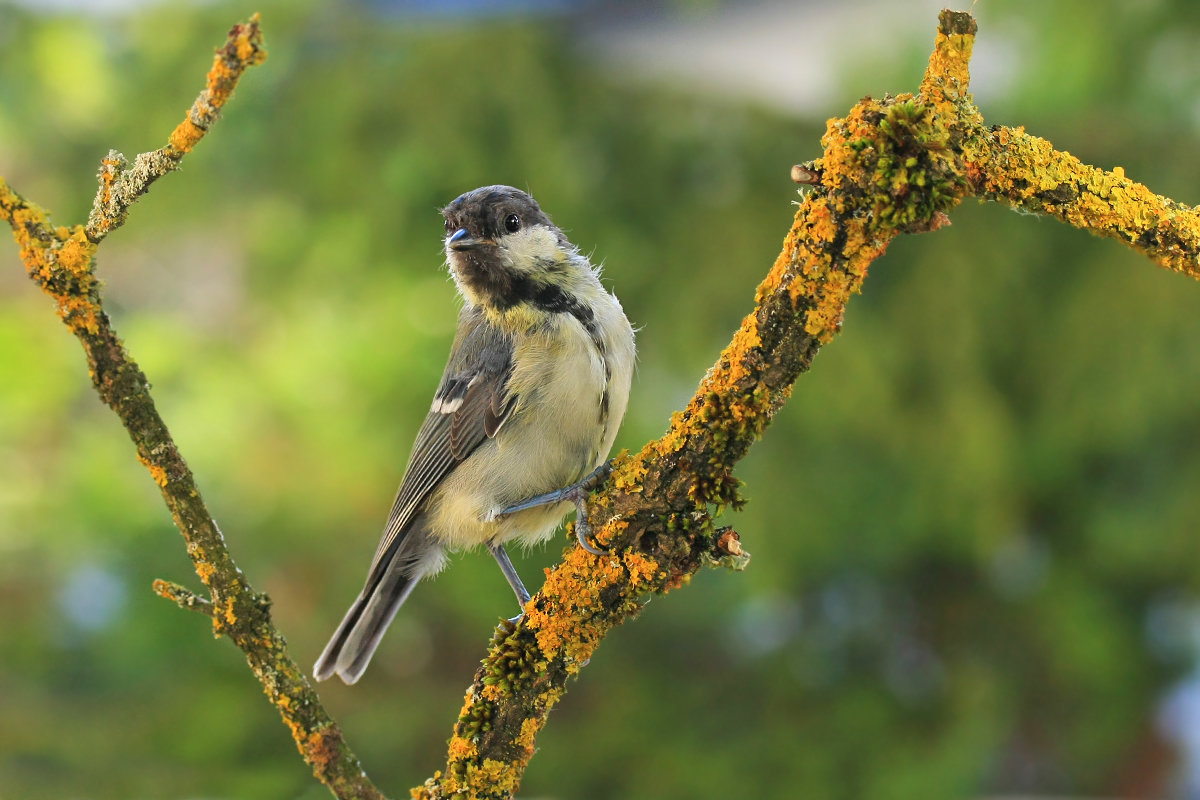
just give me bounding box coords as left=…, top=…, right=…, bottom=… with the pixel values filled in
left=3, top=0, right=1200, bottom=798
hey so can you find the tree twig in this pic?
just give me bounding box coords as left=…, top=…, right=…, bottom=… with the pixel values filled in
left=2, top=17, right=386, bottom=800
left=153, top=579, right=216, bottom=617
left=85, top=15, right=268, bottom=243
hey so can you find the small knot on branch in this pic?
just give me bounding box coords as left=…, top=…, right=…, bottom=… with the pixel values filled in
left=938, top=9, right=977, bottom=37
left=708, top=527, right=751, bottom=571
left=791, top=163, right=822, bottom=185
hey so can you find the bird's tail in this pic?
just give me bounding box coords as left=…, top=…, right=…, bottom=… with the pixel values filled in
left=313, top=523, right=442, bottom=685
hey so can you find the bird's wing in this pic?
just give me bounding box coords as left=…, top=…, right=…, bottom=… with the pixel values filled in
left=366, top=310, right=515, bottom=575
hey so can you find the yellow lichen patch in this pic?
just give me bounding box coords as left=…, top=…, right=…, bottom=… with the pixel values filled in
left=515, top=718, right=539, bottom=757
left=919, top=12, right=977, bottom=121
left=137, top=452, right=170, bottom=487
left=281, top=715, right=304, bottom=750
left=165, top=16, right=265, bottom=157
left=458, top=687, right=477, bottom=720
left=756, top=217, right=806, bottom=304
left=610, top=453, right=646, bottom=492
left=223, top=599, right=238, bottom=633
left=524, top=546, right=631, bottom=668
left=2, top=188, right=103, bottom=334
left=168, top=119, right=206, bottom=155
left=56, top=227, right=95, bottom=272
left=444, top=758, right=520, bottom=798
left=622, top=551, right=661, bottom=588
left=205, top=61, right=238, bottom=109
left=968, top=125, right=1200, bottom=280
left=644, top=412, right=689, bottom=460
left=194, top=559, right=216, bottom=585
left=770, top=193, right=886, bottom=344
left=723, top=321, right=762, bottom=385
left=300, top=727, right=343, bottom=775
left=57, top=295, right=102, bottom=335
left=661, top=570, right=693, bottom=593
left=446, top=734, right=478, bottom=762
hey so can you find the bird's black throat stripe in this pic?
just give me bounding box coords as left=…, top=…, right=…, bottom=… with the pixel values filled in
left=499, top=277, right=604, bottom=349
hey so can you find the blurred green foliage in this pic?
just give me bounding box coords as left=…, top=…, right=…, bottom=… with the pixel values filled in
left=2, top=1, right=1200, bottom=798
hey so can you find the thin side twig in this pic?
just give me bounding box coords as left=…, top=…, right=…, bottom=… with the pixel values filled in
left=153, top=579, right=216, bottom=617
left=85, top=15, right=267, bottom=243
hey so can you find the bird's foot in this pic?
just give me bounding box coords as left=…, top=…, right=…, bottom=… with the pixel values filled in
left=496, top=461, right=614, bottom=555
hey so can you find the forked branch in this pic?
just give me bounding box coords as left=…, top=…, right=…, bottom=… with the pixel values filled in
left=414, top=10, right=1200, bottom=799
left=2, top=17, right=385, bottom=800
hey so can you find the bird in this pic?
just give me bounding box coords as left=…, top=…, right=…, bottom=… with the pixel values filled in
left=313, top=185, right=636, bottom=684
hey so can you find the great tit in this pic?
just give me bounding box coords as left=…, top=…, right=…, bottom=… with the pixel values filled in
left=314, top=185, right=636, bottom=684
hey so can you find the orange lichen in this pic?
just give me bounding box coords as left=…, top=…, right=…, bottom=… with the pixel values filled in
left=137, top=452, right=170, bottom=487
left=919, top=11, right=978, bottom=122
left=610, top=452, right=646, bottom=492
left=296, top=725, right=346, bottom=778
left=5, top=16, right=384, bottom=800
left=168, top=119, right=206, bottom=155
left=439, top=758, right=520, bottom=798
left=1, top=183, right=103, bottom=334
left=724, top=323, right=763, bottom=384
left=423, top=10, right=1200, bottom=800
left=515, top=718, right=539, bottom=757
left=525, top=550, right=612, bottom=665
left=623, top=551, right=662, bottom=588
left=447, top=735, right=478, bottom=762
left=166, top=15, right=265, bottom=156
left=194, top=559, right=216, bottom=585
left=965, top=125, right=1200, bottom=279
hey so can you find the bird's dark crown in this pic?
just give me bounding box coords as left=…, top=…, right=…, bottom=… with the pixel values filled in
left=442, top=185, right=555, bottom=243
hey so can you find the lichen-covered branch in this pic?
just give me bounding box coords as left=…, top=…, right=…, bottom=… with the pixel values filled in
left=416, top=10, right=1200, bottom=799
left=414, top=15, right=974, bottom=800
left=85, top=15, right=267, bottom=243
left=965, top=127, right=1200, bottom=278
left=2, top=18, right=385, bottom=800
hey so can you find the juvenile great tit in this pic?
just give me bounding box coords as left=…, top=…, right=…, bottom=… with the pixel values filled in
left=313, top=185, right=636, bottom=685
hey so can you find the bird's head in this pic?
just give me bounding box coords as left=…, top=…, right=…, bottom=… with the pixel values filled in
left=442, top=186, right=588, bottom=317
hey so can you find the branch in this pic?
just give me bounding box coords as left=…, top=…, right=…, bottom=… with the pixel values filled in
left=966, top=127, right=1200, bottom=278
left=85, top=16, right=267, bottom=243
left=2, top=18, right=385, bottom=800
left=416, top=10, right=1200, bottom=798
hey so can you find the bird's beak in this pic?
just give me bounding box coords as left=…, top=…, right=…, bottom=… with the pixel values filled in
left=448, top=228, right=489, bottom=251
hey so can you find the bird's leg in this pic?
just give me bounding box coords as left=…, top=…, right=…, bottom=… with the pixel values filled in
left=488, top=540, right=532, bottom=623
left=496, top=461, right=613, bottom=555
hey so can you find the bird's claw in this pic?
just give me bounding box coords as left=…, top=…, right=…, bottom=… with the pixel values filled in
left=496, top=460, right=615, bottom=555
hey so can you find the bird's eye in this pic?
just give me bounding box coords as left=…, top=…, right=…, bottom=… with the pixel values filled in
left=504, top=214, right=521, bottom=233
left=444, top=219, right=453, bottom=233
